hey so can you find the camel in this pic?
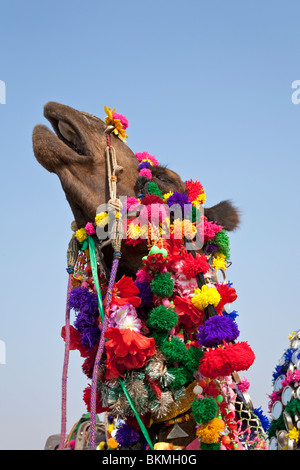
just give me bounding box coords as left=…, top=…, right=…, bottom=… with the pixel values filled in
left=33, top=103, right=266, bottom=451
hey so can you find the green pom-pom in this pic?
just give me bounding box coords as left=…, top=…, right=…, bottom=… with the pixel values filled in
left=285, top=398, right=300, bottom=417
left=160, top=337, right=187, bottom=363
left=150, top=272, right=174, bottom=298
left=191, top=397, right=218, bottom=424
left=182, top=347, right=204, bottom=372
left=168, top=366, right=193, bottom=389
left=200, top=442, right=221, bottom=451
left=147, top=182, right=163, bottom=198
left=213, top=229, right=230, bottom=260
left=150, top=330, right=169, bottom=347
left=147, top=305, right=178, bottom=332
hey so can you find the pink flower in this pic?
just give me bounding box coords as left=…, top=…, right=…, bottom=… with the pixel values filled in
left=112, top=112, right=128, bottom=130
left=125, top=197, right=140, bottom=211
left=85, top=222, right=96, bottom=235
left=135, top=151, right=159, bottom=166
left=135, top=269, right=153, bottom=283
left=110, top=303, right=142, bottom=332
left=139, top=168, right=152, bottom=179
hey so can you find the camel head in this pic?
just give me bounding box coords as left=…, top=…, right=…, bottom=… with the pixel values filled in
left=32, top=102, right=188, bottom=228
left=32, top=102, right=239, bottom=276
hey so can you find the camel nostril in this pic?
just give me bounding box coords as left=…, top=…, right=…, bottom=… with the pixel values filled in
left=57, top=120, right=85, bottom=155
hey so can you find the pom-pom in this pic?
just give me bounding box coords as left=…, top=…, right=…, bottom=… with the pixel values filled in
left=191, top=285, right=221, bottom=311
left=213, top=229, right=230, bottom=260
left=197, top=315, right=240, bottom=348
left=115, top=423, right=140, bottom=448
left=150, top=272, right=174, bottom=298
left=185, top=179, right=206, bottom=205
left=135, top=151, right=159, bottom=166
left=166, top=191, right=192, bottom=215
left=253, top=407, right=270, bottom=432
left=138, top=161, right=151, bottom=170
left=168, top=366, right=193, bottom=389
left=75, top=227, right=88, bottom=243
left=181, top=252, right=210, bottom=279
left=147, top=305, right=178, bottom=332
left=139, top=168, right=152, bottom=179
left=182, top=346, right=204, bottom=372
left=160, top=336, right=187, bottom=363
left=203, top=220, right=223, bottom=242
left=199, top=342, right=255, bottom=379
left=83, top=384, right=107, bottom=413
left=196, top=417, right=225, bottom=444
left=238, top=377, right=250, bottom=393
left=191, top=397, right=218, bottom=424
left=147, top=181, right=163, bottom=198
left=85, top=222, right=96, bottom=235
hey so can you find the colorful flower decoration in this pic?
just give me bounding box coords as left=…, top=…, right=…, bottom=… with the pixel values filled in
left=61, top=108, right=268, bottom=452
left=104, top=106, right=128, bottom=142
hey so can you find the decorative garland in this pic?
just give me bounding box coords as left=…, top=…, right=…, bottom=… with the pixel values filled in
left=268, top=330, right=300, bottom=450
left=61, top=107, right=268, bottom=450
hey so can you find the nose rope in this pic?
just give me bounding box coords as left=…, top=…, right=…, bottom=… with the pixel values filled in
left=89, top=134, right=154, bottom=450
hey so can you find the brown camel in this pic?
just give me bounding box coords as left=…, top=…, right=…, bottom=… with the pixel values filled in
left=32, top=102, right=239, bottom=279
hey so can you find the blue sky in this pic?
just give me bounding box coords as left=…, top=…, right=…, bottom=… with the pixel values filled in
left=1, top=0, right=300, bottom=449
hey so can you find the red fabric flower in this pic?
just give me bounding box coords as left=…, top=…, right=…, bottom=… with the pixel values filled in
left=181, top=252, right=210, bottom=279
left=199, top=342, right=255, bottom=379
left=61, top=325, right=88, bottom=357
left=174, top=296, right=205, bottom=331
left=104, top=327, right=156, bottom=379
left=142, top=253, right=169, bottom=272
left=108, top=275, right=142, bottom=308
left=215, top=283, right=238, bottom=314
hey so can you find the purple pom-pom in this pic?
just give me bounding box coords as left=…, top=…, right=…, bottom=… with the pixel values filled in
left=166, top=191, right=192, bottom=215
left=197, top=315, right=240, bottom=348
left=69, top=287, right=100, bottom=349
left=135, top=281, right=153, bottom=306
left=138, top=161, right=152, bottom=170
left=115, top=424, right=140, bottom=448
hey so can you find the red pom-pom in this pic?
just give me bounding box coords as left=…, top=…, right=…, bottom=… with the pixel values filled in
left=215, top=283, right=238, bottom=314
left=199, top=342, right=255, bottom=379
left=61, top=325, right=88, bottom=357
left=82, top=385, right=109, bottom=414
left=181, top=252, right=210, bottom=279
left=141, top=194, right=163, bottom=205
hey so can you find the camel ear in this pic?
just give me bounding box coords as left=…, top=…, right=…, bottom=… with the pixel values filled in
left=204, top=200, right=240, bottom=231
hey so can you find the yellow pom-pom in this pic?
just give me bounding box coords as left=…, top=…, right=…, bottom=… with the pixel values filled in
left=75, top=228, right=87, bottom=243
left=97, top=441, right=106, bottom=450
left=196, top=418, right=225, bottom=444
left=95, top=212, right=109, bottom=227
left=191, top=285, right=221, bottom=311
left=192, top=192, right=206, bottom=205
left=163, top=191, right=174, bottom=202
left=212, top=252, right=227, bottom=270
left=288, top=427, right=300, bottom=441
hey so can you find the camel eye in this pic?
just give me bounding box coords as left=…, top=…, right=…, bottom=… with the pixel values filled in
left=156, top=174, right=170, bottom=184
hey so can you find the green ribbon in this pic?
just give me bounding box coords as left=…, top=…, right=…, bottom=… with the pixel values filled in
left=88, top=236, right=105, bottom=322
left=118, top=377, right=154, bottom=450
